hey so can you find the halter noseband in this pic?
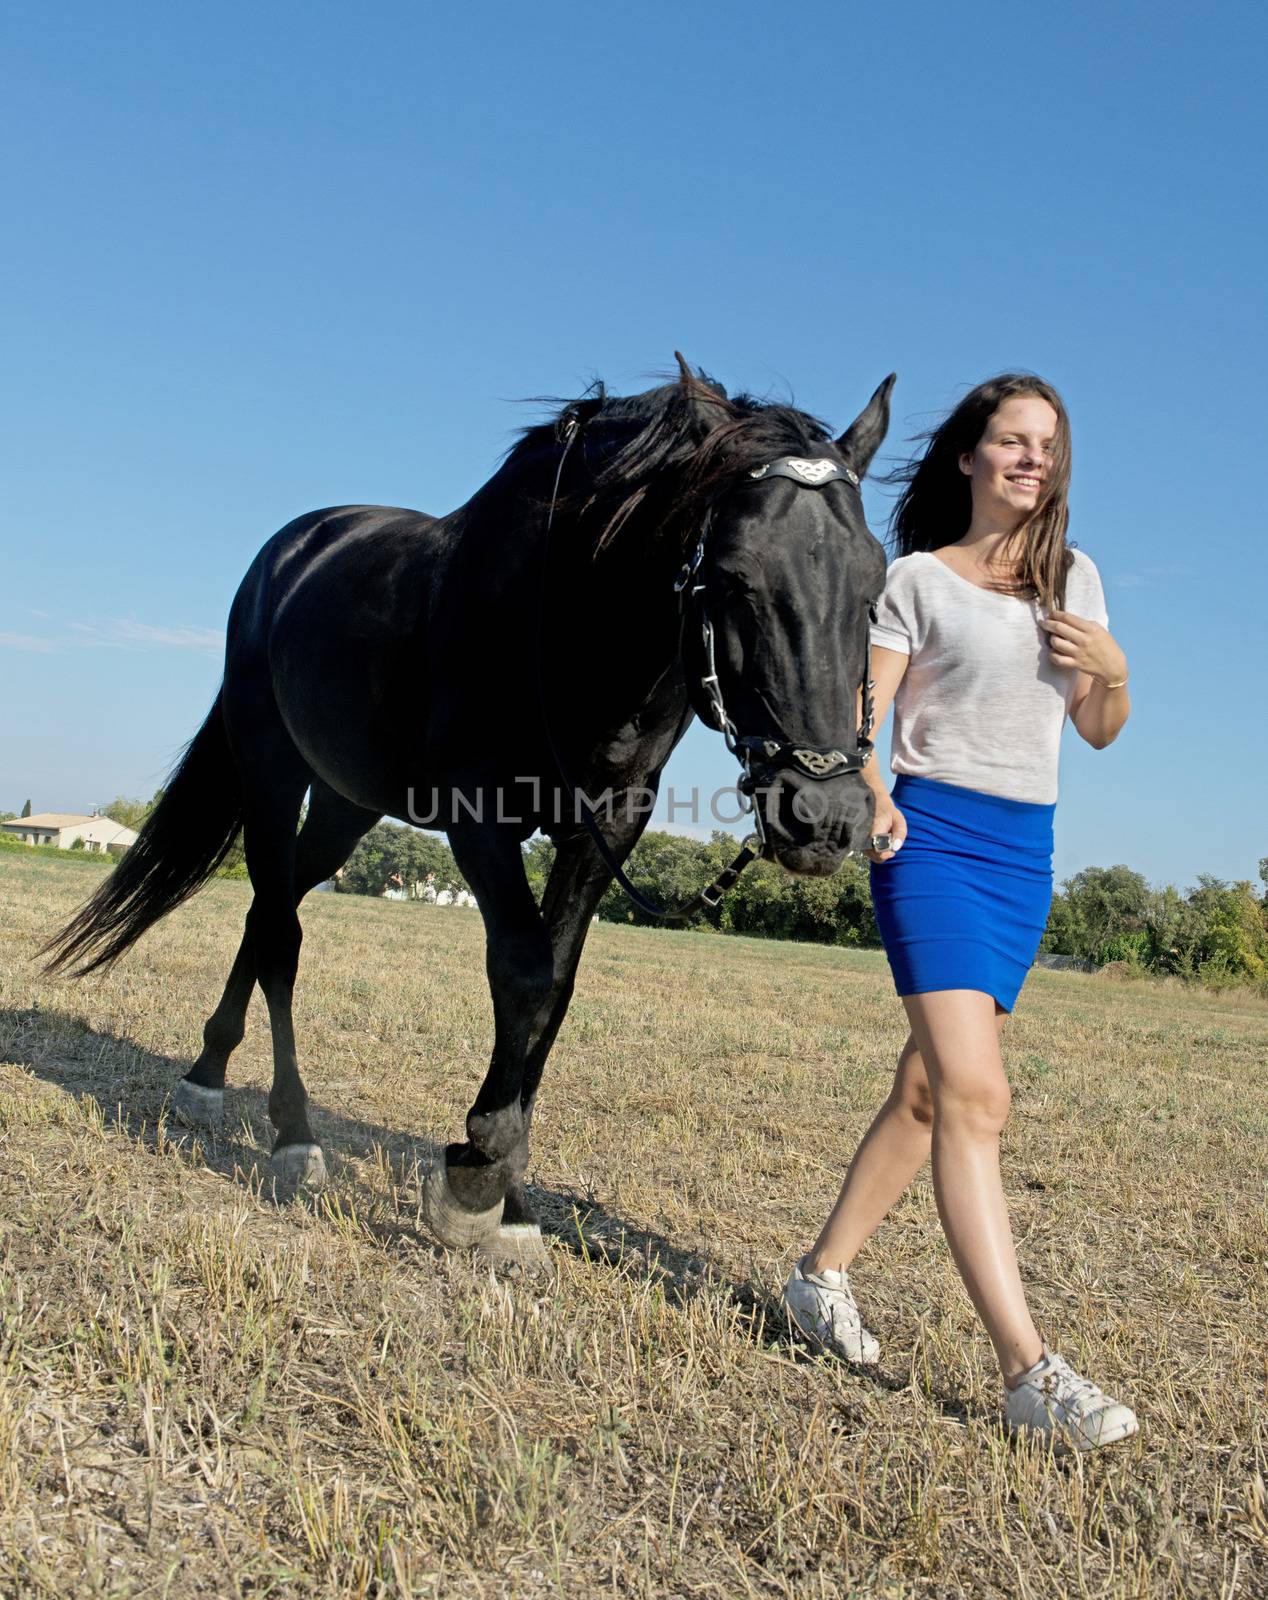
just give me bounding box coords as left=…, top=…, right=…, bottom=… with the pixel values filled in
left=675, top=455, right=877, bottom=855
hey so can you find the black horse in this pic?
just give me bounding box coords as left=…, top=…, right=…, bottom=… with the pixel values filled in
left=45, top=358, right=892, bottom=1261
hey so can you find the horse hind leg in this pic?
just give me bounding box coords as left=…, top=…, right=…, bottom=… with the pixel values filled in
left=254, top=778, right=380, bottom=1190
left=170, top=929, right=255, bottom=1128
left=171, top=780, right=379, bottom=1137
left=230, top=777, right=321, bottom=1190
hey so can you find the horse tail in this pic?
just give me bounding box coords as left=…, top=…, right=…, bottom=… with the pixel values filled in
left=42, top=694, right=244, bottom=976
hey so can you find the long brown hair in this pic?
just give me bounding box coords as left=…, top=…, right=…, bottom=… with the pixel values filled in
left=888, top=373, right=1074, bottom=607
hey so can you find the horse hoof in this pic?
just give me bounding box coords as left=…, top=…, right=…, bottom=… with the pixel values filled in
left=268, top=1143, right=327, bottom=1191
left=477, top=1222, right=551, bottom=1269
left=169, top=1079, right=224, bottom=1129
left=423, top=1160, right=504, bottom=1249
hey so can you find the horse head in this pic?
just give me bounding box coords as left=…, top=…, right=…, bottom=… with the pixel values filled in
left=673, top=360, right=894, bottom=874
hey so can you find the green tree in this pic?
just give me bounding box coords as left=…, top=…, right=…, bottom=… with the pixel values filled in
left=827, top=855, right=881, bottom=947
left=1140, top=882, right=1199, bottom=974
left=1198, top=879, right=1268, bottom=982
left=102, top=796, right=150, bottom=832
left=216, top=832, right=247, bottom=876
left=20, top=799, right=31, bottom=818
left=722, top=854, right=796, bottom=939
left=596, top=829, right=735, bottom=928
left=522, top=836, right=557, bottom=905
left=721, top=849, right=878, bottom=946
left=1043, top=864, right=1152, bottom=963
left=336, top=823, right=468, bottom=898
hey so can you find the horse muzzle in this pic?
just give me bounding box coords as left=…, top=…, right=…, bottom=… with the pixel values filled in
left=741, top=757, right=875, bottom=876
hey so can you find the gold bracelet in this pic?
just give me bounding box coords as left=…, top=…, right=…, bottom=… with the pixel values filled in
left=1098, top=674, right=1129, bottom=690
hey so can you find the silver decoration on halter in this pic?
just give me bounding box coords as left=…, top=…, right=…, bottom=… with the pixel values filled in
left=749, top=456, right=860, bottom=488
left=791, top=747, right=850, bottom=778
left=674, top=532, right=709, bottom=594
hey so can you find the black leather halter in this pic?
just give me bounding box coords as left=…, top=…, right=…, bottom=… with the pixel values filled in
left=538, top=426, right=877, bottom=922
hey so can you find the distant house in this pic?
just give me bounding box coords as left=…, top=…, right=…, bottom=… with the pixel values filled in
left=1, top=813, right=139, bottom=852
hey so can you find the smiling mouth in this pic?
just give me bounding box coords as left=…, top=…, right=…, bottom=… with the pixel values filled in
left=1007, top=475, right=1042, bottom=490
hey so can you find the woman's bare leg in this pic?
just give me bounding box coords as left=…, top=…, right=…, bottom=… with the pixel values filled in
left=904, top=989, right=1043, bottom=1381
left=805, top=1013, right=1007, bottom=1277
left=805, top=1034, right=934, bottom=1274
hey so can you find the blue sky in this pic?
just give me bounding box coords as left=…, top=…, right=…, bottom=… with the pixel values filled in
left=3, top=1, right=1263, bottom=889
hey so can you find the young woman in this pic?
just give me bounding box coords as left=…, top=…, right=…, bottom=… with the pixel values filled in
left=783, top=374, right=1137, bottom=1452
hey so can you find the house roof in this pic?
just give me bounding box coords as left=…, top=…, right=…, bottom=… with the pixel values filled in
left=1, top=813, right=138, bottom=842
left=2, top=813, right=95, bottom=828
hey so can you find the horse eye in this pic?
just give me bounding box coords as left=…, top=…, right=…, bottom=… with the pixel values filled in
left=718, top=563, right=758, bottom=595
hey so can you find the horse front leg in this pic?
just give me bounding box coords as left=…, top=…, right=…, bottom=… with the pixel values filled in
left=489, top=832, right=621, bottom=1260
left=423, top=822, right=556, bottom=1246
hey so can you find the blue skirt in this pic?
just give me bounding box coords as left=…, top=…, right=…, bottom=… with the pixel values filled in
left=869, top=775, right=1055, bottom=1013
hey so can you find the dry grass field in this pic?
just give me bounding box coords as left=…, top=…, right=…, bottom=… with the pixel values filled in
left=1, top=845, right=1265, bottom=1598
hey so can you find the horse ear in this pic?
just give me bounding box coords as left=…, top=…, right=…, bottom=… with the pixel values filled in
left=673, top=351, right=730, bottom=424
left=837, top=374, right=896, bottom=477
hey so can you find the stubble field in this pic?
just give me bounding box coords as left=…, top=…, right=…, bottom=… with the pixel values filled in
left=0, top=846, right=1265, bottom=1598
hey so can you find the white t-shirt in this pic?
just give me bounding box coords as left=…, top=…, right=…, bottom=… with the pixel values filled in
left=869, top=547, right=1110, bottom=804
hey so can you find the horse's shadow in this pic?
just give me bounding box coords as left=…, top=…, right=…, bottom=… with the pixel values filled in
left=0, top=1003, right=766, bottom=1297
left=1, top=1003, right=989, bottom=1425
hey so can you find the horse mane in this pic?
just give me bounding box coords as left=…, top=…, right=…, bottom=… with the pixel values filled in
left=502, top=372, right=836, bottom=557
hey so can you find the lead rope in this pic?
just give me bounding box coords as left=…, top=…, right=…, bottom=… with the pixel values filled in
left=535, top=415, right=760, bottom=922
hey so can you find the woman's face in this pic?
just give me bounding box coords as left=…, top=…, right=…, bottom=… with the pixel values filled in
left=959, top=394, right=1059, bottom=524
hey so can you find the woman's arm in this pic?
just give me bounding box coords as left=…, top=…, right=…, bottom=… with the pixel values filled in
left=1040, top=610, right=1131, bottom=749
left=859, top=645, right=910, bottom=861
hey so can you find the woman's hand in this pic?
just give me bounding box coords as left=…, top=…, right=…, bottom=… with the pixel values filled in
left=866, top=791, right=907, bottom=863
left=1040, top=611, right=1128, bottom=686
left=1043, top=611, right=1132, bottom=747
left=857, top=644, right=909, bottom=861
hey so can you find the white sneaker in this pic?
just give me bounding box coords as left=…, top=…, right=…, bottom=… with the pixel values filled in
left=782, top=1257, right=880, bottom=1365
left=1004, top=1350, right=1138, bottom=1452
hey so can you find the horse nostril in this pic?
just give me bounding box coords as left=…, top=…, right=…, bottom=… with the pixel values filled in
left=789, top=784, right=834, bottom=830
